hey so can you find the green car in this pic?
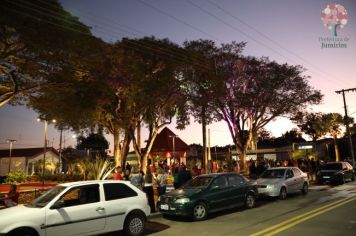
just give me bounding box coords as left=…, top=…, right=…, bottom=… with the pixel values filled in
left=157, top=173, right=258, bottom=221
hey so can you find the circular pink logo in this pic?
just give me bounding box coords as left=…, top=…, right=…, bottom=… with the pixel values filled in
left=321, top=3, right=348, bottom=36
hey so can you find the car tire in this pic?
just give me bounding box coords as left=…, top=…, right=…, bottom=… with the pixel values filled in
left=340, top=176, right=346, bottom=185
left=124, top=212, right=146, bottom=236
left=193, top=202, right=208, bottom=221
left=351, top=174, right=355, bottom=182
left=279, top=187, right=287, bottom=200
left=301, top=183, right=308, bottom=195
left=8, top=228, right=37, bottom=236
left=245, top=193, right=255, bottom=209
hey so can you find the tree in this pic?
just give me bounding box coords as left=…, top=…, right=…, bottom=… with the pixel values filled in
left=76, top=130, right=109, bottom=158
left=183, top=39, right=220, bottom=171
left=214, top=52, right=322, bottom=169
left=293, top=112, right=326, bottom=142
left=322, top=113, right=344, bottom=161
left=0, top=0, right=101, bottom=107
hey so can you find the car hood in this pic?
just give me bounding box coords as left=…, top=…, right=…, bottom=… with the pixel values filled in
left=256, top=178, right=283, bottom=185
left=164, top=188, right=203, bottom=198
left=0, top=204, right=44, bottom=225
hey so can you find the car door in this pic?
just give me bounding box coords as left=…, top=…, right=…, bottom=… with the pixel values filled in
left=45, top=184, right=106, bottom=236
left=292, top=168, right=304, bottom=190
left=205, top=175, right=231, bottom=211
left=228, top=174, right=247, bottom=207
left=102, top=183, right=139, bottom=232
left=285, top=169, right=298, bottom=193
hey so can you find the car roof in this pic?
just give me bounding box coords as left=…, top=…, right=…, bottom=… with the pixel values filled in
left=198, top=172, right=241, bottom=178
left=58, top=180, right=129, bottom=187
left=268, top=167, right=290, bottom=169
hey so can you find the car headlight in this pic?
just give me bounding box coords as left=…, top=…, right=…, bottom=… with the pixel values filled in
left=175, top=198, right=190, bottom=204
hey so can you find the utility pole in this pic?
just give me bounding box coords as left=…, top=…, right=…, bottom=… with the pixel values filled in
left=6, top=139, right=17, bottom=174
left=335, top=88, right=356, bottom=164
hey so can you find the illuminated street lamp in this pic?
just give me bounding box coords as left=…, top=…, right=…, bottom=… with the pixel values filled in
left=6, top=139, right=17, bottom=174
left=37, top=118, right=56, bottom=182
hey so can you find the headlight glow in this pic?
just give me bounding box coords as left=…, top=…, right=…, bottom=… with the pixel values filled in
left=175, top=198, right=190, bottom=204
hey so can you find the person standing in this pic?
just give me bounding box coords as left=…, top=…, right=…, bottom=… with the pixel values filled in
left=156, top=168, right=167, bottom=196
left=143, top=167, right=156, bottom=213
left=173, top=167, right=180, bottom=189
left=113, top=166, right=123, bottom=180
left=129, top=166, right=144, bottom=190
left=178, top=165, right=192, bottom=187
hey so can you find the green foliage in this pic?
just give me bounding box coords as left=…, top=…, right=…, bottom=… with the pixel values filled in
left=5, top=170, right=30, bottom=183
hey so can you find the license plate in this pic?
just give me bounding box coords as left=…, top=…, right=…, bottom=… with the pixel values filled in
left=160, top=204, right=169, bottom=210
left=323, top=176, right=330, bottom=179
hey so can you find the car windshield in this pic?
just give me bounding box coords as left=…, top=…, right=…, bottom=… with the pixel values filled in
left=183, top=176, right=213, bottom=189
left=322, top=163, right=343, bottom=170
left=260, top=169, right=286, bottom=178
left=26, top=186, right=66, bottom=208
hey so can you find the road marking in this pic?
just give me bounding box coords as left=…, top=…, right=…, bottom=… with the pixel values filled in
left=250, top=196, right=356, bottom=236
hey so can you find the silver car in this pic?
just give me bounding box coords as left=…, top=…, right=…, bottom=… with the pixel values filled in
left=256, top=167, right=309, bottom=200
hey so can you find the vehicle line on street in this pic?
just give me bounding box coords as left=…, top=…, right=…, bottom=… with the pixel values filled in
left=250, top=195, right=356, bottom=236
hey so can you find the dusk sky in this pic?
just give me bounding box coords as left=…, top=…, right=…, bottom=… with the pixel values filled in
left=1, top=0, right=356, bottom=152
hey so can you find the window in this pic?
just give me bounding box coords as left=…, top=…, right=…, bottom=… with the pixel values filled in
left=211, top=176, right=228, bottom=188
left=292, top=168, right=301, bottom=176
left=286, top=169, right=294, bottom=178
left=60, top=184, right=100, bottom=207
left=228, top=175, right=245, bottom=187
left=104, top=183, right=137, bottom=201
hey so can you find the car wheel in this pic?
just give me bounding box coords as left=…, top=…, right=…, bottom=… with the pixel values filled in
left=124, top=212, right=145, bottom=236
left=279, top=187, right=287, bottom=200
left=351, top=174, right=355, bottom=182
left=301, top=182, right=308, bottom=195
left=8, top=228, right=37, bottom=236
left=340, top=176, right=346, bottom=185
left=193, top=202, right=208, bottom=221
left=245, top=193, right=255, bottom=209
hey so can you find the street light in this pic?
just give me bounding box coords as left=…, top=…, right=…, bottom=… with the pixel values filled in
left=37, top=118, right=56, bottom=183
left=6, top=139, right=17, bottom=174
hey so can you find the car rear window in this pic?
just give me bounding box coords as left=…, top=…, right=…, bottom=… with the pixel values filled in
left=104, top=183, right=138, bottom=201
left=322, top=163, right=342, bottom=170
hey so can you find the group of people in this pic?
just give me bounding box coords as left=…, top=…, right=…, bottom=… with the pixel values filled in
left=247, top=157, right=322, bottom=181
left=112, top=161, right=195, bottom=213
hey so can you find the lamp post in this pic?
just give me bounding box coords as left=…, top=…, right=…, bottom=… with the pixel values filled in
left=37, top=118, right=56, bottom=186
left=6, top=139, right=17, bottom=174
left=169, top=135, right=178, bottom=165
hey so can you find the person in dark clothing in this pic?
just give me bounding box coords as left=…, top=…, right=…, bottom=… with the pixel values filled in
left=173, top=167, right=180, bottom=189
left=249, top=161, right=257, bottom=179
left=178, top=166, right=192, bottom=188
left=125, top=162, right=131, bottom=172
left=143, top=167, right=155, bottom=213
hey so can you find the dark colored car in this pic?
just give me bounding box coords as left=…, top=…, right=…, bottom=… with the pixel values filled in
left=317, top=161, right=355, bottom=185
left=157, top=173, right=258, bottom=221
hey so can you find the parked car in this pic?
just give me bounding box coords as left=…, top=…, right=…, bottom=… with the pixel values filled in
left=317, top=161, right=355, bottom=185
left=157, top=173, right=258, bottom=221
left=256, top=167, right=309, bottom=200
left=0, top=180, right=150, bottom=236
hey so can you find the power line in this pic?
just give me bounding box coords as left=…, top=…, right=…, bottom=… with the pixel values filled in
left=186, top=0, right=354, bottom=88
left=205, top=0, right=349, bottom=87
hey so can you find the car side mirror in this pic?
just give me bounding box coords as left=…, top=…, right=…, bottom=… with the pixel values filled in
left=50, top=200, right=65, bottom=210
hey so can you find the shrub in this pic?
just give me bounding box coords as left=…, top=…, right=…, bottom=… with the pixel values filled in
left=5, top=170, right=30, bottom=183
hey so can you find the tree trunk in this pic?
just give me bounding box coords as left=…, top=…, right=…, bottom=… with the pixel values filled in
left=334, top=136, right=340, bottom=162
left=121, top=130, right=131, bottom=167
left=113, top=127, right=121, bottom=167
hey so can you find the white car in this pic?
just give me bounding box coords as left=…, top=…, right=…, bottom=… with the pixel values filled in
left=0, top=180, right=151, bottom=236
left=256, top=167, right=309, bottom=200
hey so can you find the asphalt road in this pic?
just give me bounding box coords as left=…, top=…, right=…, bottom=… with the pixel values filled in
left=139, top=181, right=356, bottom=236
